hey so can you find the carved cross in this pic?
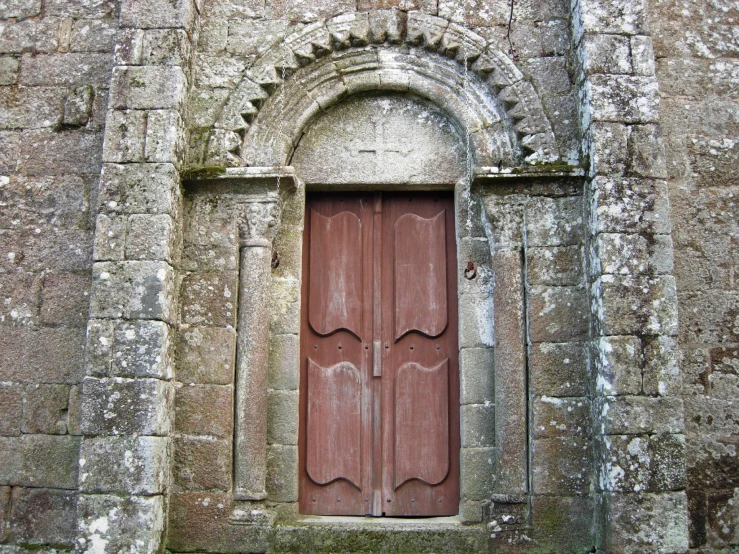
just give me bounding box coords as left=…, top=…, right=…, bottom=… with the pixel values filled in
left=351, top=119, right=413, bottom=163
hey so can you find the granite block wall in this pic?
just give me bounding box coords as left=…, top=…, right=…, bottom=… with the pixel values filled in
left=649, top=0, right=739, bottom=549
left=0, top=0, right=116, bottom=548
left=0, top=0, right=736, bottom=552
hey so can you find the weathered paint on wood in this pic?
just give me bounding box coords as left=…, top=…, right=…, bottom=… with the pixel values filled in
left=394, top=212, right=448, bottom=341
left=306, top=359, right=362, bottom=489
left=309, top=210, right=363, bottom=339
left=394, top=360, right=450, bottom=489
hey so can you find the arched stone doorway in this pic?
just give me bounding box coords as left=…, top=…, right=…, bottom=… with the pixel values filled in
left=171, top=9, right=590, bottom=551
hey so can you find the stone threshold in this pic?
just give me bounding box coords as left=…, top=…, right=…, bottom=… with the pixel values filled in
left=269, top=515, right=490, bottom=553
left=292, top=515, right=467, bottom=527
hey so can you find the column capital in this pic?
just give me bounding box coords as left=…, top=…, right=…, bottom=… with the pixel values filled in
left=237, top=200, right=281, bottom=247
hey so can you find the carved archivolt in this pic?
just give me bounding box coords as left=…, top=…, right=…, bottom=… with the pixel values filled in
left=208, top=10, right=559, bottom=168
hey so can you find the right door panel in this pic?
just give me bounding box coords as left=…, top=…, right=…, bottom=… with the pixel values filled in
left=381, top=194, right=459, bottom=516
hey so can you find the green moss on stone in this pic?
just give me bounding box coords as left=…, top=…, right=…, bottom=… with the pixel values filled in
left=183, top=166, right=229, bottom=180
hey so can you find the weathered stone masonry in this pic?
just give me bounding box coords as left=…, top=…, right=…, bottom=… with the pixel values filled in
left=0, top=0, right=736, bottom=552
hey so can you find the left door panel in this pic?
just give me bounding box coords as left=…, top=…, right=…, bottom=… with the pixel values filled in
left=299, top=195, right=375, bottom=515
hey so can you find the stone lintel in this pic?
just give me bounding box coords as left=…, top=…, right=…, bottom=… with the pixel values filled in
left=473, top=165, right=586, bottom=185
left=182, top=166, right=298, bottom=196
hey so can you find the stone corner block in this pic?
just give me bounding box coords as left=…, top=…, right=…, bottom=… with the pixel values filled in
left=80, top=377, right=173, bottom=436
left=125, top=213, right=177, bottom=264
left=85, top=319, right=115, bottom=377
left=102, top=109, right=147, bottom=164
left=110, top=65, right=188, bottom=111
left=77, top=493, right=166, bottom=554
left=90, top=261, right=176, bottom=323
left=113, top=319, right=174, bottom=380
left=599, top=275, right=678, bottom=337
left=145, top=110, right=186, bottom=167
left=99, top=163, right=181, bottom=216
left=600, top=395, right=684, bottom=435
left=601, top=491, right=688, bottom=554
left=119, top=0, right=197, bottom=30
left=595, top=335, right=643, bottom=396
left=93, top=214, right=127, bottom=262
left=80, top=436, right=170, bottom=495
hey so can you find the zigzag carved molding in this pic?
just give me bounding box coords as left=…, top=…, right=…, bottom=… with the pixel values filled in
left=208, top=10, right=559, bottom=167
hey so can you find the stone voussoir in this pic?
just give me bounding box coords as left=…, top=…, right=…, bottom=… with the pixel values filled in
left=212, top=9, right=559, bottom=167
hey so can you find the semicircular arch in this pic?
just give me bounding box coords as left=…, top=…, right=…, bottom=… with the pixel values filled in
left=209, top=10, right=558, bottom=168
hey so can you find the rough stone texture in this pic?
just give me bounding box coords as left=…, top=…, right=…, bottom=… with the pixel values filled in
left=601, top=492, right=689, bottom=553
left=177, top=326, right=236, bottom=385
left=90, top=260, right=176, bottom=323
left=533, top=436, right=591, bottom=493
left=22, top=383, right=69, bottom=434
left=0, top=383, right=22, bottom=436
left=174, top=384, right=233, bottom=438
left=111, top=320, right=174, bottom=379
left=291, top=93, right=466, bottom=185
left=528, top=285, right=589, bottom=342
left=530, top=341, right=589, bottom=397
left=77, top=494, right=166, bottom=553
left=266, top=444, right=298, bottom=502
left=530, top=494, right=595, bottom=553
left=0, top=434, right=81, bottom=489
left=180, top=270, right=238, bottom=327
left=80, top=377, right=173, bottom=436
left=0, top=327, right=86, bottom=384
left=651, top=0, right=739, bottom=530
left=79, top=436, right=169, bottom=495
left=40, top=271, right=91, bottom=327
left=98, top=162, right=181, bottom=215
left=0, top=0, right=735, bottom=549
left=173, top=437, right=232, bottom=492
left=7, top=488, right=78, bottom=548
left=459, top=347, right=494, bottom=405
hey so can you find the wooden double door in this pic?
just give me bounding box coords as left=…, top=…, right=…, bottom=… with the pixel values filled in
left=299, top=192, right=460, bottom=516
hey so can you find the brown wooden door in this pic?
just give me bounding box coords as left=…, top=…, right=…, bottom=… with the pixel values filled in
left=299, top=193, right=459, bottom=517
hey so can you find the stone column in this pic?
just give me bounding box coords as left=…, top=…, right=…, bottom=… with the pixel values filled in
left=234, top=201, right=280, bottom=500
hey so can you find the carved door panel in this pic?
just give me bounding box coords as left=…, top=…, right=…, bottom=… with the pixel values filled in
left=299, top=193, right=459, bottom=516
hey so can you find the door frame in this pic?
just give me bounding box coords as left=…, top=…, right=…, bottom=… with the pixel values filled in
left=257, top=179, right=528, bottom=522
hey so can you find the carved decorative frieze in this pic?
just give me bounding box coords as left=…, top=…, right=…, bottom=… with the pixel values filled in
left=210, top=10, right=559, bottom=168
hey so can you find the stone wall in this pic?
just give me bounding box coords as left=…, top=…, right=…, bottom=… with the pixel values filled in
left=0, top=0, right=736, bottom=552
left=648, top=0, right=739, bottom=549
left=0, top=0, right=116, bottom=549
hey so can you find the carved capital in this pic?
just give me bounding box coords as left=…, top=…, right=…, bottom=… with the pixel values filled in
left=238, top=201, right=280, bottom=247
